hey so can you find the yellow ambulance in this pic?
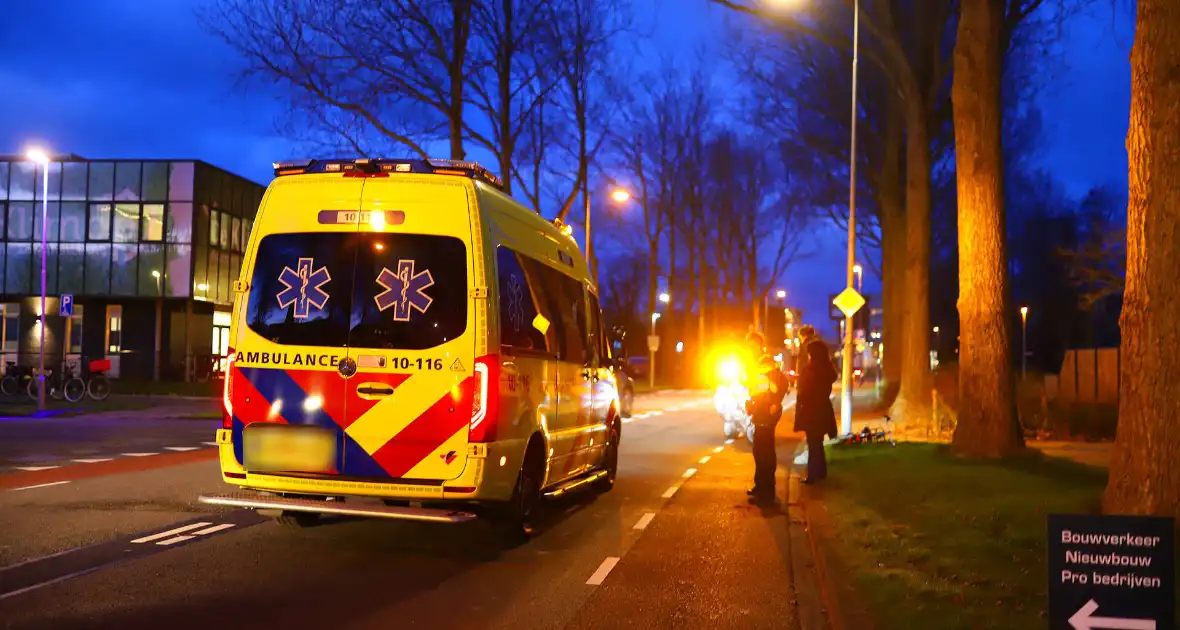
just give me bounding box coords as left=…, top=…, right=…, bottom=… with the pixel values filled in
left=199, top=158, right=621, bottom=538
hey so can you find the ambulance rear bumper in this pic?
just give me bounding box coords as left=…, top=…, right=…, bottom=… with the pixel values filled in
left=198, top=492, right=477, bottom=523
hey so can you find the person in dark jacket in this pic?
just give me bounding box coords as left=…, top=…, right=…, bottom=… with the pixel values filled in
left=793, top=338, right=838, bottom=483
left=746, top=354, right=789, bottom=503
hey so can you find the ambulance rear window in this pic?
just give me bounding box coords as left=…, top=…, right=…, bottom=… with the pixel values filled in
left=245, top=232, right=468, bottom=350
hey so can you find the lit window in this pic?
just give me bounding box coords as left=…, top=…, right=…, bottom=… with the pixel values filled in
left=141, top=204, right=164, bottom=241
left=1, top=303, right=20, bottom=353
left=66, top=304, right=84, bottom=354
left=106, top=305, right=123, bottom=353
left=210, top=210, right=220, bottom=247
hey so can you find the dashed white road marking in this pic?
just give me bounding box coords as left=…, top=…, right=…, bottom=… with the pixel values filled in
left=633, top=512, right=656, bottom=530
left=164, top=446, right=199, bottom=452
left=712, top=446, right=724, bottom=453
left=586, top=557, right=620, bottom=585
left=661, top=485, right=679, bottom=499
left=8, top=480, right=71, bottom=492
left=13, top=466, right=58, bottom=472
left=699, top=456, right=711, bottom=464
left=156, top=535, right=196, bottom=546
left=682, top=468, right=697, bottom=479
left=130, top=522, right=211, bottom=544
left=71, top=458, right=113, bottom=464
left=725, top=439, right=734, bottom=445
left=202, top=442, right=219, bottom=447
left=650, top=411, right=663, bottom=417
left=191, top=523, right=236, bottom=536
left=622, top=418, right=633, bottom=424
left=121, top=453, right=158, bottom=457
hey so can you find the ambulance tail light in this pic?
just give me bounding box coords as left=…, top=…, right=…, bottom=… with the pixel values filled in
left=221, top=350, right=235, bottom=430
left=469, top=356, right=499, bottom=443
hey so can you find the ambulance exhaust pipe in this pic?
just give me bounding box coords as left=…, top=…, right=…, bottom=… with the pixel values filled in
left=199, top=493, right=477, bottom=524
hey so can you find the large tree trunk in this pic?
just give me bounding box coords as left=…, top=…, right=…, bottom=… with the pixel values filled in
left=1103, top=0, right=1180, bottom=518
left=879, top=94, right=906, bottom=393
left=950, top=0, right=1023, bottom=457
left=891, top=97, right=934, bottom=436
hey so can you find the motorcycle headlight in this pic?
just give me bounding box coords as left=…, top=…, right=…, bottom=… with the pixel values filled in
left=718, top=359, right=741, bottom=383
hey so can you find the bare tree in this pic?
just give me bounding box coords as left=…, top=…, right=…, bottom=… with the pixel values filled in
left=202, top=0, right=474, bottom=159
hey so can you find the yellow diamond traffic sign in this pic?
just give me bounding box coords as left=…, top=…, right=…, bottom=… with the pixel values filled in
left=833, top=288, right=866, bottom=319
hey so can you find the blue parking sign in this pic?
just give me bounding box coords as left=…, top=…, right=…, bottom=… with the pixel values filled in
left=59, top=294, right=74, bottom=317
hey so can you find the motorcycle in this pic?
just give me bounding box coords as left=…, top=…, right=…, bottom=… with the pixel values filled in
left=714, top=358, right=756, bottom=444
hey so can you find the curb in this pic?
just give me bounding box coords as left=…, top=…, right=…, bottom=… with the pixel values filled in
left=786, top=473, right=832, bottom=630
left=794, top=474, right=878, bottom=630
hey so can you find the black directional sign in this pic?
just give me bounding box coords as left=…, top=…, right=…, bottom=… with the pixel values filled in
left=1048, top=514, right=1174, bottom=630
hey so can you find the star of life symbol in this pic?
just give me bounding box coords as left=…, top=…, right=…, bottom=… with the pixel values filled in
left=507, top=274, right=526, bottom=331
left=276, top=257, right=331, bottom=319
left=374, top=260, right=435, bottom=321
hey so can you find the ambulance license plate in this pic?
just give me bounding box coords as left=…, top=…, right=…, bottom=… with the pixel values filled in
left=245, top=426, right=337, bottom=473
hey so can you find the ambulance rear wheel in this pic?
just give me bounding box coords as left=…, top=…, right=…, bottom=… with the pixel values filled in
left=275, top=510, right=320, bottom=528
left=490, top=442, right=544, bottom=544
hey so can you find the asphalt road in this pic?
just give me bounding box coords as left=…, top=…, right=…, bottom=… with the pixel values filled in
left=0, top=401, right=219, bottom=472
left=0, top=391, right=818, bottom=630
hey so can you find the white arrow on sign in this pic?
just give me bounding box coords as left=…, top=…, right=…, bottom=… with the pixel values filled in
left=1069, top=600, right=1156, bottom=630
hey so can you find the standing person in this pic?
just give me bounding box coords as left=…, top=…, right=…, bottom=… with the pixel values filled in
left=746, top=354, right=789, bottom=504
left=794, top=336, right=838, bottom=483
left=795, top=325, right=817, bottom=375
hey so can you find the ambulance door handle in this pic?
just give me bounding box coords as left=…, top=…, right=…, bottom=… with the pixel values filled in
left=357, top=385, right=395, bottom=397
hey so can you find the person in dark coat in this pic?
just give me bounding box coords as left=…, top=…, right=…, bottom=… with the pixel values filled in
left=746, top=355, right=789, bottom=503
left=793, top=337, right=838, bottom=483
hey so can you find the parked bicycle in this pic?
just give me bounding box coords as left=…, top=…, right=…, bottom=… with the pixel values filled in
left=1, top=362, right=34, bottom=397
left=84, top=359, right=112, bottom=401
left=27, top=361, right=87, bottom=403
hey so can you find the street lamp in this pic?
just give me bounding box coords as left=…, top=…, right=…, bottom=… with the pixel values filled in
left=837, top=0, right=862, bottom=436
left=610, top=188, right=631, bottom=203
left=659, top=292, right=670, bottom=304
left=1020, top=306, right=1029, bottom=380
left=853, top=264, right=863, bottom=293
left=27, top=148, right=50, bottom=411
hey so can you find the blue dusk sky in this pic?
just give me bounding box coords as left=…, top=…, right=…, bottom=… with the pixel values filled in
left=0, top=1, right=1134, bottom=327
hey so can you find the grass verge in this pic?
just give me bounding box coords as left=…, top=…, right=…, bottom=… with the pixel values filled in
left=810, top=443, right=1168, bottom=630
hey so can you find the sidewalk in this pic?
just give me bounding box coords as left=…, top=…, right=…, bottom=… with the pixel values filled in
left=565, top=432, right=830, bottom=630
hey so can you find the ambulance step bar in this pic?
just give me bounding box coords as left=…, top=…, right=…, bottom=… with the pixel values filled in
left=198, top=493, right=477, bottom=524
left=543, top=469, right=608, bottom=499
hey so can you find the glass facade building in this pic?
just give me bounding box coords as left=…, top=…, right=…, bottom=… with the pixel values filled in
left=0, top=156, right=264, bottom=382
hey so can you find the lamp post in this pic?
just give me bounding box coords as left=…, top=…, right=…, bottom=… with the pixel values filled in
left=152, top=270, right=163, bottom=381
left=27, top=148, right=50, bottom=411
left=649, top=312, right=661, bottom=389
left=648, top=292, right=670, bottom=388
left=762, top=288, right=786, bottom=335
left=837, top=0, right=861, bottom=437
left=1020, top=306, right=1028, bottom=380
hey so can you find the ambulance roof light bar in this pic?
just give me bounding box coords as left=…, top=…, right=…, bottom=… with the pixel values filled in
left=272, top=158, right=504, bottom=190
